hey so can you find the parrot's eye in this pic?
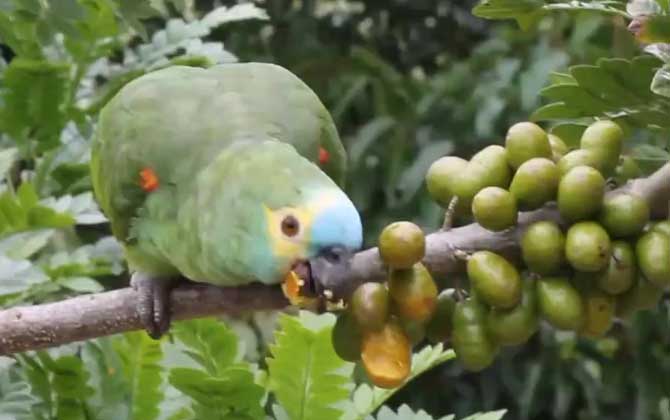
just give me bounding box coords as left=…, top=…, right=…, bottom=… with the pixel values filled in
left=281, top=215, right=300, bottom=237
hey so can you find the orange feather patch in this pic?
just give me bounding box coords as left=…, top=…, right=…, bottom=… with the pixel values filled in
left=139, top=168, right=159, bottom=192
left=319, top=147, right=330, bottom=165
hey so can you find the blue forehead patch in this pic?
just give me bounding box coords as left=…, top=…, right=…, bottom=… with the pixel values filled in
left=310, top=196, right=363, bottom=254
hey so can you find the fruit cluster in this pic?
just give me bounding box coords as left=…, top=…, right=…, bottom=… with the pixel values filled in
left=331, top=119, right=669, bottom=387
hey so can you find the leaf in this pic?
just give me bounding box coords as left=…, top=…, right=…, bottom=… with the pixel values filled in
left=651, top=64, right=670, bottom=98
left=171, top=318, right=240, bottom=376
left=0, top=256, right=49, bottom=295
left=627, top=0, right=664, bottom=16
left=461, top=410, right=508, bottom=420
left=124, top=4, right=267, bottom=71
left=168, top=318, right=264, bottom=419
left=349, top=117, right=396, bottom=167
left=57, top=276, right=104, bottom=292
left=373, top=404, right=455, bottom=420
left=472, top=0, right=544, bottom=30
left=0, top=147, right=17, bottom=178
left=0, top=357, right=35, bottom=420
left=645, top=43, right=670, bottom=63
left=0, top=229, right=54, bottom=259
left=344, top=344, right=456, bottom=420
left=267, top=312, right=355, bottom=420
left=36, top=352, right=93, bottom=420
left=200, top=3, right=269, bottom=27
left=80, top=339, right=129, bottom=420
left=534, top=56, right=670, bottom=129
left=549, top=123, right=588, bottom=148
left=115, top=0, right=162, bottom=40
left=474, top=0, right=630, bottom=29
left=168, top=367, right=264, bottom=420
left=114, top=332, right=164, bottom=420
left=40, top=192, right=106, bottom=225
left=530, top=102, right=584, bottom=120
left=0, top=59, right=71, bottom=150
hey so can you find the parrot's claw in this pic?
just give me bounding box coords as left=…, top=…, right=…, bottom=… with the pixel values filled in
left=130, top=272, right=175, bottom=339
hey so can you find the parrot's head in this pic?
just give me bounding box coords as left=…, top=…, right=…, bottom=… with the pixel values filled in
left=208, top=140, right=363, bottom=303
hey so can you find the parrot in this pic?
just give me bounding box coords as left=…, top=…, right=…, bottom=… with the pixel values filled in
left=90, top=63, right=363, bottom=338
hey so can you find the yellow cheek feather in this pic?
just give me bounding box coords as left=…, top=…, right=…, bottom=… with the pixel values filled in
left=264, top=206, right=314, bottom=262
left=263, top=191, right=341, bottom=262
left=265, top=191, right=343, bottom=307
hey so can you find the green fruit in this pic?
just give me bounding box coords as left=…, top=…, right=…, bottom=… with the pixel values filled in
left=472, top=187, right=517, bottom=231
left=467, top=251, right=522, bottom=309
left=650, top=220, right=670, bottom=237
left=379, top=222, right=425, bottom=269
left=452, top=298, right=497, bottom=371
left=426, top=289, right=457, bottom=343
left=505, top=122, right=552, bottom=169
left=566, top=222, right=612, bottom=272
left=470, top=145, right=513, bottom=188
left=509, top=158, right=559, bottom=210
left=599, top=193, right=649, bottom=238
left=537, top=277, right=585, bottom=331
left=400, top=318, right=426, bottom=346
left=580, top=120, right=624, bottom=176
left=615, top=156, right=642, bottom=185
left=487, top=280, right=538, bottom=346
left=521, top=221, right=565, bottom=275
left=558, top=166, right=605, bottom=222
left=388, top=263, right=438, bottom=322
left=636, top=231, right=670, bottom=287
left=452, top=146, right=512, bottom=208
left=616, top=276, right=664, bottom=319
left=450, top=168, right=486, bottom=210
left=549, top=133, right=569, bottom=162
left=425, top=156, right=468, bottom=207
left=332, top=312, right=363, bottom=362
left=557, top=149, right=602, bottom=176
left=350, top=282, right=390, bottom=331
left=596, top=241, right=636, bottom=295
left=580, top=287, right=616, bottom=338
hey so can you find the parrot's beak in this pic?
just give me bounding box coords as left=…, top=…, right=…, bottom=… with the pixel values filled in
left=281, top=249, right=352, bottom=311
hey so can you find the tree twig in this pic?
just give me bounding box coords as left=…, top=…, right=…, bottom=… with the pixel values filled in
left=0, top=162, right=668, bottom=355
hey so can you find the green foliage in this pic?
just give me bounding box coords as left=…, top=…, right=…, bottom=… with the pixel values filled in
left=168, top=318, right=264, bottom=419
left=473, top=0, right=629, bottom=29
left=531, top=56, right=670, bottom=128
left=267, top=312, right=355, bottom=420
left=115, top=332, right=164, bottom=420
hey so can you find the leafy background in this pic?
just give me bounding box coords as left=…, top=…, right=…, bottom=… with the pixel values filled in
left=0, top=0, right=668, bottom=419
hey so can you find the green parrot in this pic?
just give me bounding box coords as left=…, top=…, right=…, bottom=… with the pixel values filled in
left=91, top=63, right=363, bottom=338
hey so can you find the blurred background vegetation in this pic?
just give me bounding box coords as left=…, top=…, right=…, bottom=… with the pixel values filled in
left=0, top=0, right=669, bottom=419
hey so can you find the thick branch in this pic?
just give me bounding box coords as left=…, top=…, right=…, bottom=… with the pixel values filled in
left=0, top=283, right=288, bottom=355
left=0, top=162, right=668, bottom=355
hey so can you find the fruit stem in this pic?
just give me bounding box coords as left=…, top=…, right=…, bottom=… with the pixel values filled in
left=442, top=196, right=460, bottom=230
left=453, top=249, right=471, bottom=261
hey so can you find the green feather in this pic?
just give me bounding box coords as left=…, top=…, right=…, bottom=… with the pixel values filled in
left=91, top=63, right=348, bottom=285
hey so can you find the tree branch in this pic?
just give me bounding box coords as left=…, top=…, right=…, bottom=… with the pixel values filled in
left=0, top=162, right=668, bottom=355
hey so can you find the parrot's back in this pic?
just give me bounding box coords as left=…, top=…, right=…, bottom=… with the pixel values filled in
left=91, top=63, right=345, bottom=245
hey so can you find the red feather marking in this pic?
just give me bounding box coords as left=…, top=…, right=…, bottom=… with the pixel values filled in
left=319, top=147, right=330, bottom=165
left=139, top=168, right=159, bottom=192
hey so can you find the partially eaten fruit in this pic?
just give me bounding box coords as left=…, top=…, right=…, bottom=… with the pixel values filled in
left=281, top=261, right=320, bottom=308
left=361, top=321, right=411, bottom=389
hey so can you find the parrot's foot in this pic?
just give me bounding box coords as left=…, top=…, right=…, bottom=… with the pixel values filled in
left=130, top=272, right=176, bottom=339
